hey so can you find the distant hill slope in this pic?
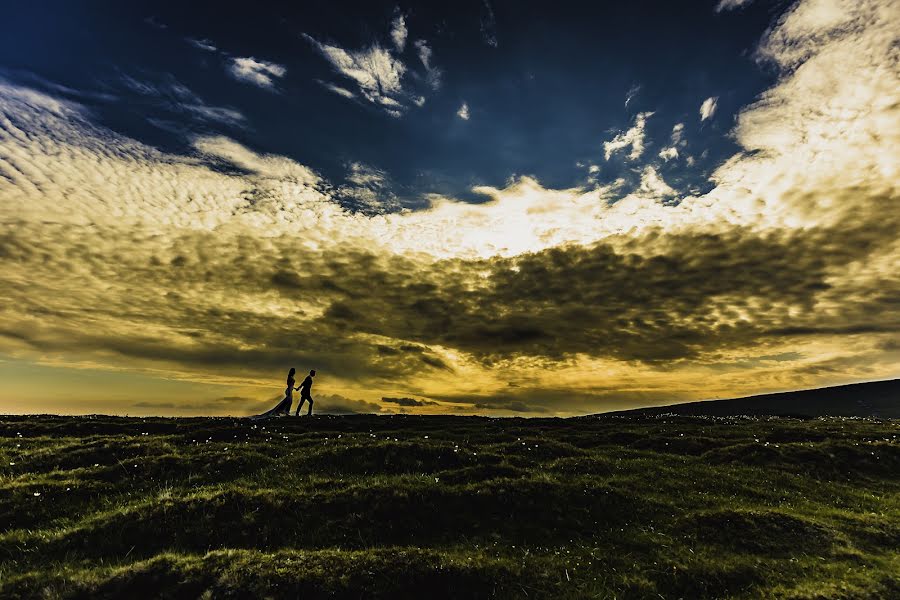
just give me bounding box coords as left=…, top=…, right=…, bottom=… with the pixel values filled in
left=608, top=379, right=900, bottom=418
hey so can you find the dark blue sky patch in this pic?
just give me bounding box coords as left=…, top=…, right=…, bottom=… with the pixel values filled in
left=0, top=0, right=784, bottom=210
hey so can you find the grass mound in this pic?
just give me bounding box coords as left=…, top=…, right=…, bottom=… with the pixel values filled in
left=704, top=440, right=900, bottom=480
left=3, top=548, right=564, bottom=600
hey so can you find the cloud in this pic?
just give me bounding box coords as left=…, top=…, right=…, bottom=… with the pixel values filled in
left=428, top=390, right=559, bottom=414
left=187, top=38, right=217, bottom=52
left=120, top=74, right=164, bottom=97
left=117, top=73, right=246, bottom=126
left=193, top=136, right=321, bottom=184
left=457, top=102, right=470, bottom=120
left=1, top=0, right=898, bottom=415
left=671, top=122, right=685, bottom=144
left=183, top=104, right=245, bottom=125
left=481, top=0, right=499, bottom=47
left=413, top=40, right=442, bottom=90
left=133, top=395, right=266, bottom=414
left=317, top=80, right=356, bottom=99
left=316, top=394, right=383, bottom=414
left=433, top=387, right=695, bottom=415
left=658, top=146, right=679, bottom=161
left=228, top=57, right=286, bottom=89
left=625, top=84, right=641, bottom=108
left=346, top=161, right=387, bottom=187
left=337, top=161, right=400, bottom=214
left=475, top=400, right=546, bottom=413
left=603, top=111, right=653, bottom=160
left=381, top=396, right=438, bottom=407
left=40, top=214, right=879, bottom=375
left=144, top=16, right=167, bottom=30
left=715, top=0, right=755, bottom=12
left=390, top=12, right=407, bottom=51
left=699, top=96, right=718, bottom=121
left=414, top=40, right=433, bottom=69
left=133, top=401, right=178, bottom=409
left=183, top=38, right=284, bottom=94
left=637, top=166, right=676, bottom=196
left=304, top=21, right=440, bottom=116
left=304, top=36, right=406, bottom=113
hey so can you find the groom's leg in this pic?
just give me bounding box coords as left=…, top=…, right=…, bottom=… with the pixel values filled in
left=307, top=397, right=313, bottom=416
left=295, top=397, right=306, bottom=416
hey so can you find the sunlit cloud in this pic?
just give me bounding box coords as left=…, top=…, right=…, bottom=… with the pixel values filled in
left=304, top=36, right=406, bottom=111
left=337, top=161, right=400, bottom=214
left=638, top=166, right=676, bottom=196
left=700, top=96, right=718, bottom=121
left=187, top=38, right=217, bottom=52
left=316, top=80, right=356, bottom=99
left=228, top=56, right=287, bottom=89
left=304, top=17, right=440, bottom=116
left=1, top=0, right=898, bottom=415
left=625, top=84, right=641, bottom=108
left=715, top=0, right=755, bottom=13
left=658, top=146, right=678, bottom=161
left=413, top=40, right=442, bottom=90
left=390, top=12, right=408, bottom=52
left=603, top=111, right=653, bottom=160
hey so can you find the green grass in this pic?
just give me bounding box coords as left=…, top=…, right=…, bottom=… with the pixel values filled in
left=1, top=414, right=898, bottom=598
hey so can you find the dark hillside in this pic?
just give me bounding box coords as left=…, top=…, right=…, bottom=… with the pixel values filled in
left=608, top=379, right=900, bottom=418
left=1, top=412, right=898, bottom=598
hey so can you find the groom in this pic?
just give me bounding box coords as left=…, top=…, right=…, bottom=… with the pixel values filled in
left=295, top=369, right=315, bottom=416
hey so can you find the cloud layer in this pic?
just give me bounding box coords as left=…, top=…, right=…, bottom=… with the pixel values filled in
left=1, top=0, right=898, bottom=415
left=228, top=57, right=287, bottom=89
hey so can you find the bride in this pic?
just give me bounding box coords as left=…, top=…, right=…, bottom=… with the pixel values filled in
left=251, top=368, right=297, bottom=420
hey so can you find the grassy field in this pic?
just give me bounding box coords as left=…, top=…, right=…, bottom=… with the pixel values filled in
left=1, top=413, right=898, bottom=599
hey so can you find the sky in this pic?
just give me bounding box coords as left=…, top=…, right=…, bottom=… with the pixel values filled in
left=0, top=0, right=898, bottom=416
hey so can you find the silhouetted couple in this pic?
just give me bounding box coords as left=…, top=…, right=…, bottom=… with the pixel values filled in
left=254, top=368, right=315, bottom=419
